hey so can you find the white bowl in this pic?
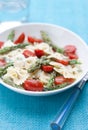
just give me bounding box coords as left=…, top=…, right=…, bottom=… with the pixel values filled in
left=0, top=23, right=88, bottom=96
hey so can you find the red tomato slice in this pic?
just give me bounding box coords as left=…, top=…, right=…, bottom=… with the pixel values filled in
left=14, top=33, right=25, bottom=44
left=64, top=45, right=76, bottom=53
left=28, top=36, right=43, bottom=44
left=67, top=53, right=78, bottom=59
left=28, top=36, right=35, bottom=43
left=35, top=49, right=45, bottom=58
left=35, top=39, right=43, bottom=43
left=23, top=50, right=35, bottom=58
left=0, top=59, right=6, bottom=66
left=54, top=76, right=75, bottom=85
left=42, top=65, right=53, bottom=72
left=66, top=78, right=75, bottom=83
left=55, top=59, right=69, bottom=66
left=23, top=79, right=43, bottom=91
left=54, top=76, right=66, bottom=85
left=0, top=41, right=4, bottom=48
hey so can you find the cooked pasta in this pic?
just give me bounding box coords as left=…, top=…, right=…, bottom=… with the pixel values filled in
left=3, top=66, right=29, bottom=85
left=0, top=30, right=82, bottom=91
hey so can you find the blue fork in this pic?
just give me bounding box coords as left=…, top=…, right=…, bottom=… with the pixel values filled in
left=51, top=72, right=88, bottom=130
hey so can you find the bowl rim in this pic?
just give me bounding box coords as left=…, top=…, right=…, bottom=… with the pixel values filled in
left=0, top=22, right=88, bottom=96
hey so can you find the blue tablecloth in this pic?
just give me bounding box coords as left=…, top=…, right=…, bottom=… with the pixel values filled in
left=0, top=0, right=88, bottom=130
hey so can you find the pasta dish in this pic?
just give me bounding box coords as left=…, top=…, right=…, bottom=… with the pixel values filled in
left=0, top=30, right=82, bottom=91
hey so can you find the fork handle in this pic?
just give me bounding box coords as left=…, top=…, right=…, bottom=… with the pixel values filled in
left=51, top=77, right=87, bottom=130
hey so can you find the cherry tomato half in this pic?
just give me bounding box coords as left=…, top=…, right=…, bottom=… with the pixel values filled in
left=35, top=49, right=45, bottom=58
left=54, top=76, right=66, bottom=85
left=67, top=53, right=78, bottom=59
left=54, top=76, right=74, bottom=85
left=55, top=59, right=69, bottom=66
left=28, top=36, right=43, bottom=44
left=0, top=41, right=4, bottom=48
left=14, top=33, right=25, bottom=44
left=23, top=79, right=43, bottom=91
left=0, top=59, right=6, bottom=66
left=66, top=78, right=75, bottom=83
left=23, top=50, right=35, bottom=58
left=42, top=65, right=53, bottom=72
left=64, top=45, right=76, bottom=53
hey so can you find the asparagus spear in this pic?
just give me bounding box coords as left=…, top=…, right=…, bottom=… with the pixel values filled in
left=56, top=82, right=69, bottom=89
left=28, top=62, right=41, bottom=73
left=0, top=63, right=13, bottom=77
left=28, top=56, right=50, bottom=73
left=44, top=82, right=68, bottom=91
left=46, top=71, right=56, bottom=89
left=69, top=59, right=81, bottom=65
left=0, top=43, right=29, bottom=54
left=40, top=31, right=64, bottom=53
left=40, top=31, right=53, bottom=45
left=7, top=30, right=15, bottom=41
left=44, top=71, right=69, bottom=91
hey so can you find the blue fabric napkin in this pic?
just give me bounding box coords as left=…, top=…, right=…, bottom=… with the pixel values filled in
left=0, top=0, right=88, bottom=130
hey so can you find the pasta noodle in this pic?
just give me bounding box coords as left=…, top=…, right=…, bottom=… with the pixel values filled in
left=48, top=52, right=68, bottom=60
left=3, top=66, right=29, bottom=85
left=34, top=42, right=54, bottom=54
left=50, top=61, right=81, bottom=78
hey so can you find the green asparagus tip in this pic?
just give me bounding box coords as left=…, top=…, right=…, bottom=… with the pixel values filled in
left=7, top=30, right=15, bottom=42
